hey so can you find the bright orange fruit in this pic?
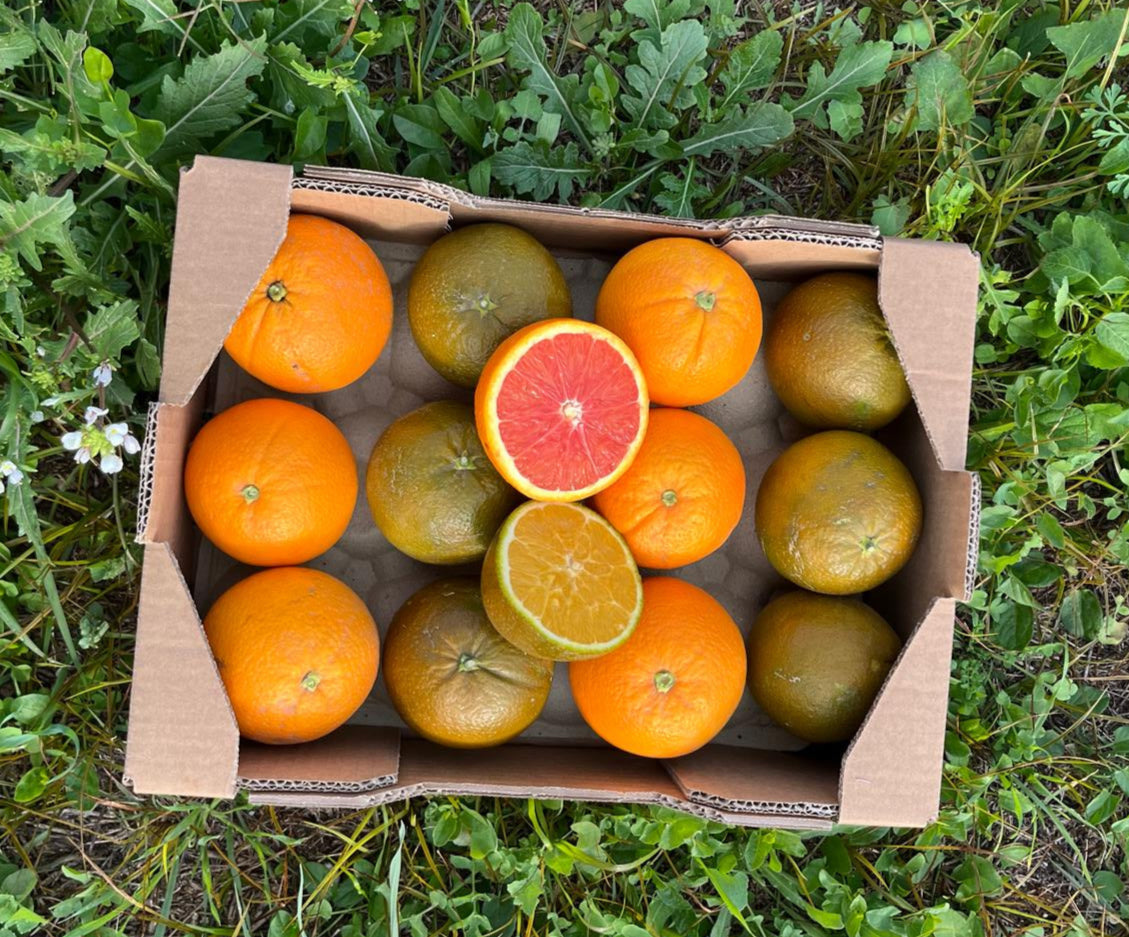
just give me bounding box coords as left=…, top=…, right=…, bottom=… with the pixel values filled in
left=204, top=567, right=379, bottom=745
left=569, top=577, right=746, bottom=759
left=475, top=319, right=649, bottom=502
left=184, top=398, right=358, bottom=566
left=592, top=408, right=746, bottom=569
left=225, top=214, right=393, bottom=393
left=595, top=238, right=762, bottom=406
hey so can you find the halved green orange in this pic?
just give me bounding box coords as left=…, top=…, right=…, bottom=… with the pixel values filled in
left=481, top=500, right=643, bottom=661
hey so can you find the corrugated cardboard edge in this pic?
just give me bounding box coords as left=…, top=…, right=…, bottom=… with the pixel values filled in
left=965, top=472, right=982, bottom=602
left=135, top=400, right=160, bottom=542
left=878, top=238, right=979, bottom=474
left=838, top=597, right=955, bottom=827
left=161, top=156, right=292, bottom=405
left=124, top=542, right=239, bottom=797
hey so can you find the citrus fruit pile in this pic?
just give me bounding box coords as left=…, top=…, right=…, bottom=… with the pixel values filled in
left=186, top=214, right=924, bottom=754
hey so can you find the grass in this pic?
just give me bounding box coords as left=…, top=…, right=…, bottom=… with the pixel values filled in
left=2, top=0, right=1128, bottom=934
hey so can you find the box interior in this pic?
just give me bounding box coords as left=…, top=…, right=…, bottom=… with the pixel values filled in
left=130, top=160, right=975, bottom=827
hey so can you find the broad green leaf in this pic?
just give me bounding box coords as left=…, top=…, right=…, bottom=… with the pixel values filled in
left=1058, top=588, right=1102, bottom=639
left=342, top=93, right=393, bottom=171
left=908, top=51, right=973, bottom=131
left=1071, top=215, right=1129, bottom=286
left=392, top=103, right=445, bottom=149
left=1041, top=245, right=1091, bottom=285
left=0, top=894, right=47, bottom=931
left=1084, top=789, right=1121, bottom=824
left=624, top=0, right=692, bottom=44
left=0, top=26, right=36, bottom=73
left=681, top=102, right=793, bottom=157
left=270, top=0, right=354, bottom=46
left=994, top=602, right=1033, bottom=651
left=84, top=300, right=141, bottom=360
left=623, top=20, right=708, bottom=130
left=717, top=31, right=783, bottom=112
left=0, top=867, right=36, bottom=900
left=0, top=192, right=76, bottom=272
left=433, top=86, right=483, bottom=150
left=1036, top=512, right=1066, bottom=548
left=82, top=46, right=112, bottom=83
left=787, top=40, right=893, bottom=136
left=493, top=141, right=590, bottom=201
left=153, top=35, right=268, bottom=158
left=13, top=767, right=49, bottom=803
left=1093, top=312, right=1129, bottom=365
left=292, top=107, right=327, bottom=159
left=1099, top=138, right=1129, bottom=175
left=505, top=4, right=591, bottom=151
left=468, top=159, right=491, bottom=196
left=122, top=0, right=189, bottom=40
left=871, top=195, right=910, bottom=235
left=893, top=18, right=932, bottom=49
left=654, top=167, right=708, bottom=217
left=1047, top=10, right=1129, bottom=80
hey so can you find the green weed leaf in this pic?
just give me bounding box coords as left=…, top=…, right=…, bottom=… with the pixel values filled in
left=493, top=141, right=590, bottom=201
left=717, top=31, right=784, bottom=112
left=787, top=40, right=893, bottom=139
left=0, top=26, right=36, bottom=73
left=433, top=86, right=483, bottom=150
left=1047, top=10, right=1129, bottom=80
left=84, top=300, right=140, bottom=361
left=153, top=35, right=268, bottom=158
left=1058, top=589, right=1102, bottom=639
left=342, top=93, right=393, bottom=171
left=505, top=4, right=591, bottom=152
left=0, top=192, right=76, bottom=272
left=681, top=102, right=793, bottom=158
left=994, top=602, right=1034, bottom=651
left=908, top=50, right=973, bottom=131
left=654, top=168, right=709, bottom=217
left=624, top=0, right=692, bottom=44
left=122, top=0, right=184, bottom=39
left=623, top=20, right=708, bottom=130
left=13, top=767, right=49, bottom=803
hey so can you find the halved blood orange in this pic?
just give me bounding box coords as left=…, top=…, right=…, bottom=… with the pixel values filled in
left=475, top=319, right=649, bottom=502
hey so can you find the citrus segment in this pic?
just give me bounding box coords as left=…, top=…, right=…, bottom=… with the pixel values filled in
left=476, top=319, right=648, bottom=502
left=481, top=501, right=643, bottom=660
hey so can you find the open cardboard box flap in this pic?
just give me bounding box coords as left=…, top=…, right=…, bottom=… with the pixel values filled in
left=127, top=156, right=978, bottom=828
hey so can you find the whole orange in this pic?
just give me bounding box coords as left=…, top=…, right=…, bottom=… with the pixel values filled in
left=592, top=408, right=746, bottom=569
left=764, top=273, right=911, bottom=431
left=595, top=238, right=762, bottom=406
left=754, top=430, right=922, bottom=595
left=184, top=398, right=358, bottom=566
left=569, top=577, right=746, bottom=759
left=224, top=214, right=393, bottom=393
left=204, top=567, right=379, bottom=745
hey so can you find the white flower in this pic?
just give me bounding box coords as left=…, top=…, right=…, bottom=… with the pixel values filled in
left=92, top=363, right=113, bottom=387
left=104, top=423, right=129, bottom=446
left=61, top=432, right=84, bottom=451
left=41, top=397, right=59, bottom=408
left=84, top=406, right=108, bottom=426
left=0, top=461, right=22, bottom=485
left=29, top=410, right=44, bottom=423
left=36, top=346, right=46, bottom=358
left=74, top=448, right=91, bottom=465
left=122, top=434, right=141, bottom=455
left=100, top=453, right=123, bottom=474
left=0, top=479, right=4, bottom=495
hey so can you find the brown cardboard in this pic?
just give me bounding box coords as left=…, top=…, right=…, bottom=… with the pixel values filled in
left=129, top=155, right=979, bottom=828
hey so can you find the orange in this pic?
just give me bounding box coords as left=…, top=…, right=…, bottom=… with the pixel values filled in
left=764, top=272, right=911, bottom=431
left=754, top=431, right=922, bottom=595
left=481, top=500, right=642, bottom=660
left=408, top=224, right=572, bottom=387
left=475, top=319, right=649, bottom=502
left=224, top=214, right=393, bottom=393
left=592, top=408, right=746, bottom=569
left=203, top=567, right=379, bottom=745
left=382, top=578, right=553, bottom=748
left=365, top=401, right=519, bottom=565
left=746, top=591, right=901, bottom=743
left=595, top=238, right=762, bottom=406
left=184, top=398, right=358, bottom=566
left=569, top=577, right=746, bottom=759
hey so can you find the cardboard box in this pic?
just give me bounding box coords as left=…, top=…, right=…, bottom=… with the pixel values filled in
left=127, top=155, right=979, bottom=829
